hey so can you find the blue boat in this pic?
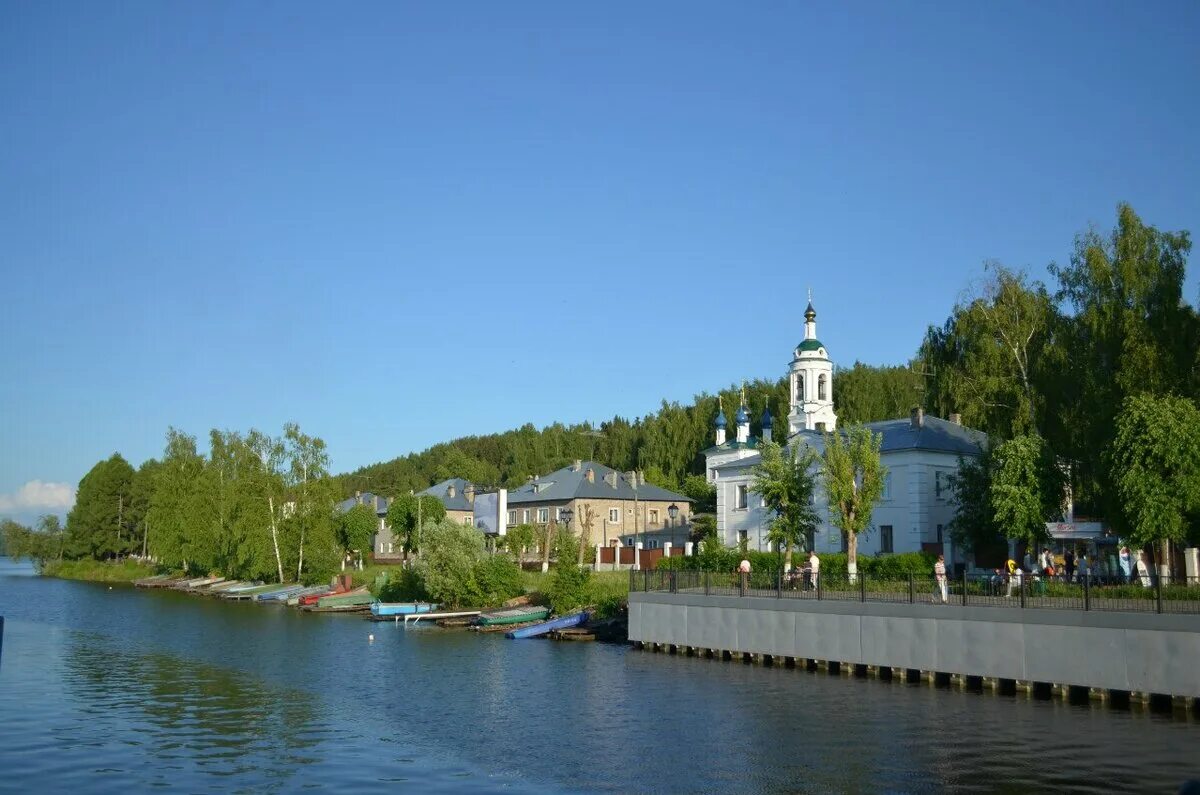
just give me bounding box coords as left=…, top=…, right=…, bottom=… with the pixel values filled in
left=254, top=585, right=305, bottom=602
left=370, top=602, right=439, bottom=618
left=505, top=610, right=590, bottom=639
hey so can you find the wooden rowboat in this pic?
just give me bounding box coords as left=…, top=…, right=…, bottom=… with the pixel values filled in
left=476, top=606, right=551, bottom=627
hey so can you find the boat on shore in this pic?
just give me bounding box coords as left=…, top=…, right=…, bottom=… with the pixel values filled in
left=287, top=586, right=329, bottom=606
left=475, top=606, right=551, bottom=627
left=369, top=602, right=438, bottom=618
left=175, top=576, right=224, bottom=590
left=505, top=610, right=589, bottom=639
left=254, top=585, right=305, bottom=602
left=223, top=584, right=279, bottom=600
left=312, top=589, right=373, bottom=609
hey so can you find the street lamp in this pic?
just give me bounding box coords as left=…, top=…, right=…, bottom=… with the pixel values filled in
left=668, top=503, right=679, bottom=548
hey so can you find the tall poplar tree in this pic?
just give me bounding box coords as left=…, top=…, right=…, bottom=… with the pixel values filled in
left=821, top=427, right=886, bottom=582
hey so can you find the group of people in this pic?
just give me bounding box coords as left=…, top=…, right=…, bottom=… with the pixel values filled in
left=994, top=544, right=1152, bottom=595
left=742, top=552, right=822, bottom=591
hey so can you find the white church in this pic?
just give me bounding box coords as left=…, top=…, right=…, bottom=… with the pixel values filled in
left=704, top=299, right=988, bottom=568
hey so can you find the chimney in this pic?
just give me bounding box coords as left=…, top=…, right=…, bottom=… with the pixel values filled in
left=949, top=412, right=961, bottom=425
left=373, top=495, right=380, bottom=512
left=572, top=459, right=582, bottom=472
left=910, top=407, right=925, bottom=429
left=465, top=484, right=475, bottom=504
left=586, top=468, right=595, bottom=483
left=448, top=484, right=456, bottom=499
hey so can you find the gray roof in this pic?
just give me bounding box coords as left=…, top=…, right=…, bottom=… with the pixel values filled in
left=507, top=461, right=691, bottom=505
left=335, top=492, right=390, bottom=517
left=713, top=416, right=986, bottom=471
left=702, top=437, right=762, bottom=455
left=418, top=478, right=476, bottom=512
left=859, top=415, right=987, bottom=456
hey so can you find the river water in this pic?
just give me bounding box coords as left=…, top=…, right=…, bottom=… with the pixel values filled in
left=0, top=557, right=1196, bottom=793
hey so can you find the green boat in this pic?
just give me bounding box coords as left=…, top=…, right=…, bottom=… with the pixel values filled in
left=476, top=606, right=551, bottom=626
left=315, top=590, right=374, bottom=609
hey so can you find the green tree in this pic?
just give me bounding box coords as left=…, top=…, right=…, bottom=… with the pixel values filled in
left=989, top=434, right=1063, bottom=547
left=1049, top=204, right=1198, bottom=517
left=834, top=362, right=925, bottom=424
left=65, top=453, right=135, bottom=559
left=283, top=423, right=338, bottom=581
left=751, top=441, right=819, bottom=571
left=1108, top=394, right=1200, bottom=578
left=246, top=428, right=288, bottom=583
left=336, top=503, right=378, bottom=569
left=680, top=475, right=716, bottom=513
left=921, top=262, right=1058, bottom=440
left=821, top=427, right=887, bottom=582
left=502, top=523, right=536, bottom=564
left=415, top=518, right=485, bottom=607
left=146, top=428, right=206, bottom=572
left=946, top=449, right=1002, bottom=556
left=385, top=494, right=446, bottom=560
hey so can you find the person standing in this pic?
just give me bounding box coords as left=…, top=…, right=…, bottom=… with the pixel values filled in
left=1119, top=546, right=1133, bottom=584
left=808, top=550, right=820, bottom=591
left=1005, top=558, right=1022, bottom=598
left=738, top=557, right=751, bottom=591
left=1064, top=548, right=1076, bottom=582
left=934, top=554, right=948, bottom=604
left=1135, top=551, right=1151, bottom=588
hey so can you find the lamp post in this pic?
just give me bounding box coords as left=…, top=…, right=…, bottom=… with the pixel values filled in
left=668, top=503, right=679, bottom=548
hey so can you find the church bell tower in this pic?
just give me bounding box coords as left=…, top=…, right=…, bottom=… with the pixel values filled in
left=787, top=294, right=837, bottom=435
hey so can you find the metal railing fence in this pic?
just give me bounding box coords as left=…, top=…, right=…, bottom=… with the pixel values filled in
left=629, top=569, right=1200, bottom=615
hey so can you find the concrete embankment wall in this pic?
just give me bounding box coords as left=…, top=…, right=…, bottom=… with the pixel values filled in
left=629, top=593, right=1200, bottom=698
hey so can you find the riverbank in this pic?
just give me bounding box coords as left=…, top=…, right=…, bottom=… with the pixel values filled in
left=40, top=558, right=158, bottom=583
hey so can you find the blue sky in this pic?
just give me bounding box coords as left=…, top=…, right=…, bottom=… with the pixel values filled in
left=2, top=1, right=1198, bottom=523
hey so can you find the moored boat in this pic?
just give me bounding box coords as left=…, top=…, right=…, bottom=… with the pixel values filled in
left=175, top=576, right=223, bottom=589
left=222, top=584, right=278, bottom=600
left=476, top=606, right=551, bottom=627
left=505, top=610, right=590, bottom=639
left=287, top=586, right=329, bottom=606
left=313, top=589, right=373, bottom=609
left=254, top=585, right=304, bottom=601
left=369, top=602, right=439, bottom=618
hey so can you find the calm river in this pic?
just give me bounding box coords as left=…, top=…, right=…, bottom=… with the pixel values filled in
left=1, top=557, right=1196, bottom=793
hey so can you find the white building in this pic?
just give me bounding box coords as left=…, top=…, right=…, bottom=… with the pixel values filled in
left=704, top=300, right=987, bottom=567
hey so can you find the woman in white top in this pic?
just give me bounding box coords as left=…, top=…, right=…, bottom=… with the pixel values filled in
left=1135, top=552, right=1151, bottom=587
left=808, top=551, right=820, bottom=591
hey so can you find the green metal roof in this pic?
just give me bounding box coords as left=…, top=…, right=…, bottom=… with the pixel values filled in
left=796, top=339, right=824, bottom=352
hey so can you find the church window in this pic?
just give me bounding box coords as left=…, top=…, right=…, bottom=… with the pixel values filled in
left=818, top=374, right=827, bottom=401
left=796, top=374, right=804, bottom=402
left=735, top=484, right=748, bottom=510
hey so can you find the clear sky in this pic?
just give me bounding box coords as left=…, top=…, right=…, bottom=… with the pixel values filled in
left=2, top=1, right=1198, bottom=523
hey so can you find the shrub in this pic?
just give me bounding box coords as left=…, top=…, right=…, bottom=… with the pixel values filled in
left=545, top=564, right=592, bottom=614
left=377, top=566, right=427, bottom=602
left=654, top=548, right=936, bottom=578
left=473, top=555, right=525, bottom=606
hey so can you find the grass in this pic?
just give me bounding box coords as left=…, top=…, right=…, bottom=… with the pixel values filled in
left=41, top=558, right=158, bottom=583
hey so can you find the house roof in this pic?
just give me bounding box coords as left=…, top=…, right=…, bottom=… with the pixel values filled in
left=702, top=438, right=761, bottom=455
left=418, top=478, right=476, bottom=512
left=506, top=461, right=691, bottom=505
left=335, top=492, right=390, bottom=517
left=859, top=415, right=987, bottom=456
left=712, top=415, right=986, bottom=471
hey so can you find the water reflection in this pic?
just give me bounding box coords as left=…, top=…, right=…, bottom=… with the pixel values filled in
left=62, top=636, right=321, bottom=782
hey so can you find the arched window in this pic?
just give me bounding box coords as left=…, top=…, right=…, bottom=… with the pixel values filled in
left=818, top=374, right=827, bottom=401
left=796, top=373, right=804, bottom=402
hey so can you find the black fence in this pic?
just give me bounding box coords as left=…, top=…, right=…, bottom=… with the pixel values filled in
left=630, top=569, right=1200, bottom=615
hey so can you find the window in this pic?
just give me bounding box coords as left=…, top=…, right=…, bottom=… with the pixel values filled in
left=936, top=524, right=944, bottom=544
left=537, top=508, right=549, bottom=524
left=882, top=472, right=892, bottom=500
left=735, top=485, right=748, bottom=510
left=880, top=525, right=894, bottom=554
left=815, top=422, right=826, bottom=432
left=818, top=374, right=827, bottom=401
left=508, top=510, right=516, bottom=526
left=387, top=542, right=393, bottom=554
left=649, top=540, right=658, bottom=549
left=935, top=471, right=948, bottom=500
left=554, top=507, right=564, bottom=522
left=463, top=516, right=472, bottom=526
left=522, top=509, right=530, bottom=524
left=796, top=373, right=804, bottom=402
left=609, top=508, right=620, bottom=523
left=649, top=509, right=659, bottom=525
left=738, top=530, right=748, bottom=544
left=840, top=531, right=849, bottom=553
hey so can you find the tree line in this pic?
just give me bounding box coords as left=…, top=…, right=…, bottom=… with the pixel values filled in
left=925, top=205, right=1200, bottom=566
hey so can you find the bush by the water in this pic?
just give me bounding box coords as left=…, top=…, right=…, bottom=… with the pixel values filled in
left=544, top=563, right=592, bottom=614
left=656, top=544, right=937, bottom=579
left=377, top=519, right=525, bottom=608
